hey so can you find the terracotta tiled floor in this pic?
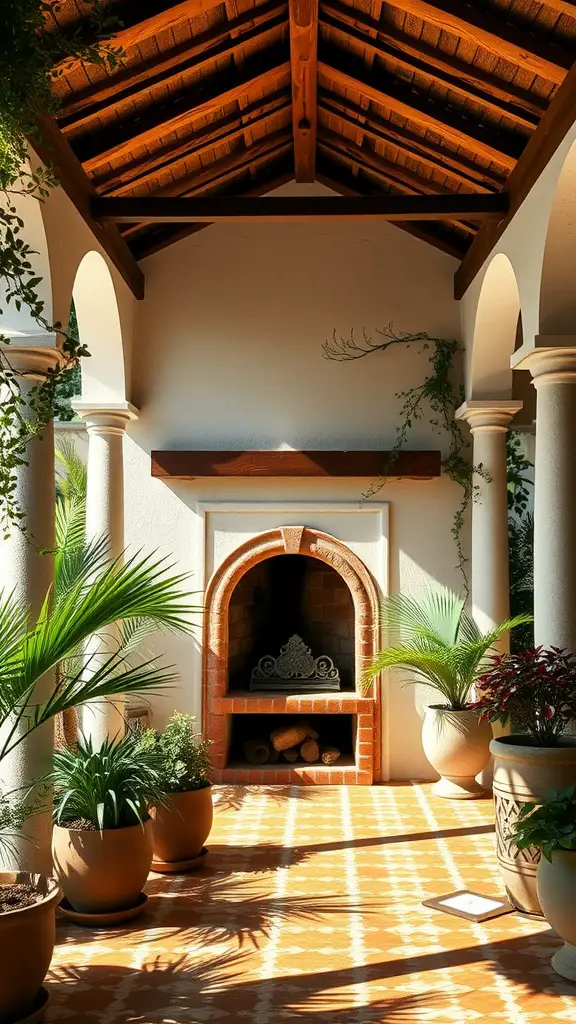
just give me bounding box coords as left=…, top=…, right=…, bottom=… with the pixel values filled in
left=46, top=784, right=576, bottom=1023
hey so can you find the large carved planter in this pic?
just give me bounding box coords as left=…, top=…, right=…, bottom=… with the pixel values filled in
left=422, top=707, right=492, bottom=799
left=538, top=851, right=576, bottom=980
left=491, top=736, right=576, bottom=915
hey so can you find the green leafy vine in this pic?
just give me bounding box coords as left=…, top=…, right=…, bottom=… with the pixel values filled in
left=323, top=325, right=489, bottom=594
left=0, top=2, right=123, bottom=538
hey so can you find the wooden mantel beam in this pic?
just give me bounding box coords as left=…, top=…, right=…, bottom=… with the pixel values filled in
left=93, top=193, right=508, bottom=223
left=151, top=450, right=442, bottom=479
left=289, top=0, right=319, bottom=181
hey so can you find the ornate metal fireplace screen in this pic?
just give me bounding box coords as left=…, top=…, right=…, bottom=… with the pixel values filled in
left=249, top=634, right=341, bottom=693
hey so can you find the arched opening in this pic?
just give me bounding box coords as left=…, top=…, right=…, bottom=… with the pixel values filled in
left=72, top=250, right=125, bottom=402
left=0, top=184, right=52, bottom=337
left=539, top=138, right=576, bottom=334
left=469, top=253, right=523, bottom=400
left=203, top=526, right=380, bottom=784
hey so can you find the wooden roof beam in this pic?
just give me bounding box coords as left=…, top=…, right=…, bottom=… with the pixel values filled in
left=387, top=0, right=572, bottom=84
left=58, top=2, right=287, bottom=132
left=319, top=49, right=523, bottom=170
left=54, top=0, right=227, bottom=76
left=92, top=193, right=508, bottom=223
left=455, top=62, right=576, bottom=298
left=321, top=1, right=547, bottom=123
left=78, top=48, right=291, bottom=173
left=31, top=115, right=144, bottom=299
left=289, top=0, right=319, bottom=181
left=543, top=1, right=576, bottom=15
left=319, top=94, right=501, bottom=191
left=322, top=3, right=540, bottom=131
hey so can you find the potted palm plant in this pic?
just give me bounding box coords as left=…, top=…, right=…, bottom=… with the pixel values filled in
left=473, top=647, right=576, bottom=914
left=364, top=586, right=529, bottom=799
left=139, top=713, right=213, bottom=872
left=512, top=787, right=576, bottom=978
left=0, top=536, right=199, bottom=1016
left=50, top=733, right=167, bottom=922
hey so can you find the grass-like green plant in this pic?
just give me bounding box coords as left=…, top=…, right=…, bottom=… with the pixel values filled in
left=513, top=787, right=576, bottom=862
left=138, top=712, right=211, bottom=793
left=50, top=733, right=168, bottom=831
left=364, top=585, right=532, bottom=709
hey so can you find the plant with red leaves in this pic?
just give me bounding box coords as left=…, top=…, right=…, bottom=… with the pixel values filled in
left=472, top=647, right=576, bottom=746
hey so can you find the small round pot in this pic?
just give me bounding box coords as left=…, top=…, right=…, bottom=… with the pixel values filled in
left=422, top=706, right=492, bottom=799
left=537, top=850, right=576, bottom=980
left=52, top=820, right=153, bottom=915
left=491, top=736, right=576, bottom=915
left=151, top=786, right=213, bottom=865
left=0, top=872, right=61, bottom=1022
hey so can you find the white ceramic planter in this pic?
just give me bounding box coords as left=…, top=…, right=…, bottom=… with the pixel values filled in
left=422, top=706, right=492, bottom=799
left=491, top=737, right=576, bottom=915
left=537, top=850, right=576, bottom=980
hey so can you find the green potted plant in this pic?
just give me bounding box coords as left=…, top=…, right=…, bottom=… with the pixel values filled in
left=473, top=647, right=576, bottom=915
left=139, top=713, right=213, bottom=872
left=364, top=586, right=529, bottom=799
left=512, top=787, right=576, bottom=978
left=50, top=733, right=167, bottom=921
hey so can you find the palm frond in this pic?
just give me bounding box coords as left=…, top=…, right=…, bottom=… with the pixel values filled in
left=55, top=440, right=87, bottom=502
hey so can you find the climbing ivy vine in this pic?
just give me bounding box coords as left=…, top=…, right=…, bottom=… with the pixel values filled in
left=323, top=325, right=488, bottom=594
left=0, top=2, right=121, bottom=537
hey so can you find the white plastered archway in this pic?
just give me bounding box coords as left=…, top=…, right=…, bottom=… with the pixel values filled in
left=0, top=184, right=53, bottom=338
left=72, top=249, right=126, bottom=402
left=539, top=137, right=576, bottom=336
left=465, top=252, right=522, bottom=400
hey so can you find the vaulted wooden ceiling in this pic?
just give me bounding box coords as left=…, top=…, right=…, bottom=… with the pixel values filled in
left=41, top=0, right=576, bottom=282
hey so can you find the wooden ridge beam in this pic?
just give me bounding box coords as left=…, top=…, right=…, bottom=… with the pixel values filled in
left=289, top=0, right=319, bottom=181
left=387, top=0, right=572, bottom=84
left=318, top=50, right=523, bottom=170
left=58, top=2, right=287, bottom=132
left=455, top=62, right=576, bottom=298
left=319, top=94, right=499, bottom=191
left=321, top=1, right=547, bottom=122
left=31, top=115, right=144, bottom=299
left=321, top=3, right=540, bottom=131
left=103, top=95, right=291, bottom=197
left=93, top=192, right=508, bottom=223
left=78, top=47, right=291, bottom=173
left=54, top=0, right=225, bottom=76
left=315, top=158, right=468, bottom=259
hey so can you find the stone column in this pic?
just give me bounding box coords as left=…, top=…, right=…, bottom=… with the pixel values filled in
left=512, top=342, right=576, bottom=651
left=72, top=401, right=138, bottom=745
left=456, top=401, right=522, bottom=639
left=0, top=343, right=60, bottom=872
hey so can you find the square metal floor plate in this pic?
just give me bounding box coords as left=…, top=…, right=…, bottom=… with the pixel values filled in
left=422, top=890, right=515, bottom=922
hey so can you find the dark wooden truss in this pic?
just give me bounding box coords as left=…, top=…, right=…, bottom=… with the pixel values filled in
left=39, top=0, right=576, bottom=295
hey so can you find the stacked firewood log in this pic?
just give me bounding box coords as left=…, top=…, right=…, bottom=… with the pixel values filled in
left=242, top=719, right=341, bottom=766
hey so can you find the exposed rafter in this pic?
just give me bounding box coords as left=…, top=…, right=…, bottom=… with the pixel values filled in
left=31, top=116, right=144, bottom=299
left=386, top=0, right=572, bottom=84
left=77, top=49, right=291, bottom=172
left=455, top=62, right=576, bottom=298
left=57, top=2, right=286, bottom=132
left=322, top=4, right=539, bottom=131
left=319, top=49, right=523, bottom=170
left=93, top=193, right=508, bottom=223
left=289, top=0, right=319, bottom=181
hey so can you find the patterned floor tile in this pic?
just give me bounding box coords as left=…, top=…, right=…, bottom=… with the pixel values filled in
left=44, top=783, right=575, bottom=1023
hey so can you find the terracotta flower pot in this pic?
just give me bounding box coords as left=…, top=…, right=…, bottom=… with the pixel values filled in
left=52, top=819, right=153, bottom=914
left=0, top=872, right=60, bottom=1022
left=151, top=786, right=213, bottom=866
left=537, top=850, right=576, bottom=980
left=491, top=736, right=576, bottom=915
left=422, top=706, right=492, bottom=799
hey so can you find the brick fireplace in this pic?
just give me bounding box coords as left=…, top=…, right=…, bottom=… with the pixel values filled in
left=203, top=525, right=381, bottom=784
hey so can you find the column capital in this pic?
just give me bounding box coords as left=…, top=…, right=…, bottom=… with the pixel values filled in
left=455, top=400, right=523, bottom=433
left=1, top=342, right=62, bottom=380
left=511, top=337, right=576, bottom=385
left=71, top=400, right=139, bottom=435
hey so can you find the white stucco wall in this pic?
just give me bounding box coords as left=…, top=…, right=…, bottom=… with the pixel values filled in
left=119, top=183, right=464, bottom=781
